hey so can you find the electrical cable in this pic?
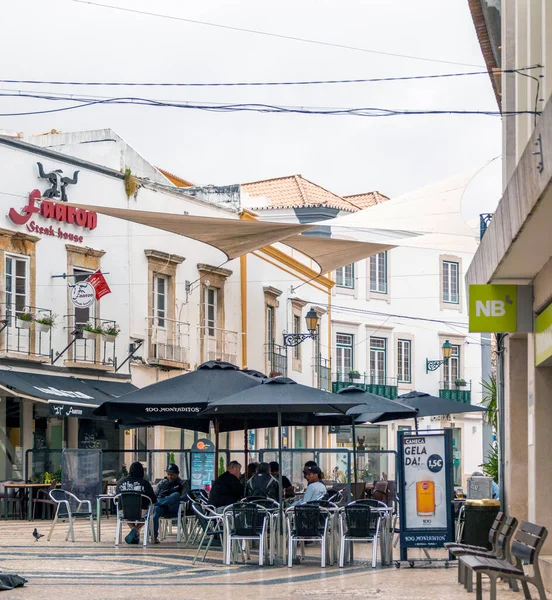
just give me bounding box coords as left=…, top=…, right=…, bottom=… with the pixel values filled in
left=0, top=66, right=542, bottom=88
left=70, top=0, right=487, bottom=68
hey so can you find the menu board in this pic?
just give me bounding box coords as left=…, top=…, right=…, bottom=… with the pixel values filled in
left=398, top=430, right=454, bottom=557
left=190, top=438, right=216, bottom=492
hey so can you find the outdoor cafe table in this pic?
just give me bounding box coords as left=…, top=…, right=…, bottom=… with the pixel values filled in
left=96, top=493, right=117, bottom=542
left=3, top=483, right=55, bottom=521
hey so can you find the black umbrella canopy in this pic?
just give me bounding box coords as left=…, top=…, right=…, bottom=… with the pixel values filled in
left=395, top=390, right=487, bottom=419
left=92, top=360, right=262, bottom=423
left=338, top=386, right=419, bottom=422
left=205, top=377, right=365, bottom=415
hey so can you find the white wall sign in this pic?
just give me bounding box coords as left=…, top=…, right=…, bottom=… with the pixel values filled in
left=70, top=281, right=95, bottom=309
left=403, top=435, right=447, bottom=529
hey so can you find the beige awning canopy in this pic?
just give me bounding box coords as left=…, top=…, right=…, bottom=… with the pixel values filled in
left=67, top=202, right=394, bottom=275
left=284, top=235, right=396, bottom=275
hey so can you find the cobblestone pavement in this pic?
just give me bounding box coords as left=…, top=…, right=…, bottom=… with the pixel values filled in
left=0, top=519, right=528, bottom=599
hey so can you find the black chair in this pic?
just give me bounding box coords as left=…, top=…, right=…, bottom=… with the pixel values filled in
left=0, top=481, right=25, bottom=519
left=339, top=503, right=381, bottom=567
left=224, top=502, right=270, bottom=565
left=325, top=488, right=345, bottom=505
left=32, top=482, right=57, bottom=520
left=286, top=504, right=331, bottom=568
left=114, top=491, right=153, bottom=547
left=187, top=489, right=209, bottom=504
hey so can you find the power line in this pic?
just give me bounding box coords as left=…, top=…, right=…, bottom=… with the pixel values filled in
left=0, top=67, right=541, bottom=88
left=0, top=92, right=538, bottom=118
left=71, top=0, right=486, bottom=68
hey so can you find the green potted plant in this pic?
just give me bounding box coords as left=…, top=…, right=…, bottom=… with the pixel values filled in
left=455, top=378, right=467, bottom=387
left=101, top=323, right=120, bottom=343
left=348, top=369, right=361, bottom=380
left=35, top=313, right=56, bottom=333
left=82, top=322, right=103, bottom=340
left=16, top=311, right=34, bottom=329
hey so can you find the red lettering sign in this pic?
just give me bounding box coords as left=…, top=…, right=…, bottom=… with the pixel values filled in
left=8, top=189, right=41, bottom=225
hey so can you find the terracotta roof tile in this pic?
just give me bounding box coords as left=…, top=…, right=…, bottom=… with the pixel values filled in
left=242, top=175, right=371, bottom=212
left=342, top=191, right=390, bottom=209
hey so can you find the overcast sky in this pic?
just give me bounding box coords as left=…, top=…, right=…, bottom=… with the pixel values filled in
left=0, top=0, right=502, bottom=220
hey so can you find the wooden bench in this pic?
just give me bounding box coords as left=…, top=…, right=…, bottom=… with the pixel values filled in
left=448, top=515, right=519, bottom=592
left=460, top=521, right=548, bottom=600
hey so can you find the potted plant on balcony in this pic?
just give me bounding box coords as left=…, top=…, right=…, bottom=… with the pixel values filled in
left=455, top=378, right=467, bottom=387
left=35, top=313, right=56, bottom=333
left=16, top=311, right=34, bottom=329
left=101, top=323, right=120, bottom=343
left=82, top=322, right=103, bottom=340
left=348, top=369, right=361, bottom=380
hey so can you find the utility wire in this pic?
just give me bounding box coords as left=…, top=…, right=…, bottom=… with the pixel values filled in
left=0, top=66, right=542, bottom=88
left=71, top=0, right=486, bottom=68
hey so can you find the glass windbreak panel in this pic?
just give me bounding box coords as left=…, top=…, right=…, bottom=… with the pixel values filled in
left=336, top=424, right=390, bottom=482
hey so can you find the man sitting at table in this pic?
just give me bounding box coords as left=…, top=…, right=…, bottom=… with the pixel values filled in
left=245, top=462, right=280, bottom=501
left=294, top=466, right=326, bottom=504
left=209, top=461, right=244, bottom=508
left=152, top=463, right=188, bottom=544
left=116, top=461, right=157, bottom=544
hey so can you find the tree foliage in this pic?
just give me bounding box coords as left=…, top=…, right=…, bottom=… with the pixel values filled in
left=480, top=376, right=497, bottom=431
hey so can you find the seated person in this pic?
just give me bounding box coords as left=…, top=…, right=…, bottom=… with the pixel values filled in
left=240, top=461, right=259, bottom=486
left=209, top=461, right=244, bottom=508
left=269, top=461, right=295, bottom=498
left=294, top=466, right=326, bottom=505
left=303, top=460, right=318, bottom=480
left=245, top=462, right=279, bottom=502
left=116, top=461, right=157, bottom=544
left=152, top=464, right=188, bottom=544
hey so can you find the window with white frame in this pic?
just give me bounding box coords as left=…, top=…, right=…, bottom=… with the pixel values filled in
left=369, top=337, right=386, bottom=384
left=266, top=305, right=275, bottom=347
left=203, top=287, right=218, bottom=337
left=293, top=314, right=301, bottom=360
left=335, top=264, right=354, bottom=289
left=370, top=252, right=388, bottom=294
left=442, top=260, right=459, bottom=304
left=397, top=339, right=412, bottom=383
left=153, top=273, right=167, bottom=328
left=443, top=344, right=460, bottom=387
left=5, top=255, right=29, bottom=318
left=336, top=333, right=354, bottom=377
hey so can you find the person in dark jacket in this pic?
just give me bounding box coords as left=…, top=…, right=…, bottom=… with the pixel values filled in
left=152, top=464, right=188, bottom=543
left=209, top=461, right=244, bottom=508
left=245, top=462, right=279, bottom=502
left=270, top=461, right=295, bottom=498
left=116, top=461, right=157, bottom=544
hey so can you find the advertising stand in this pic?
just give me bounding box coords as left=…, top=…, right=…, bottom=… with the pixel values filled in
left=397, top=429, right=454, bottom=565
left=190, top=438, right=216, bottom=492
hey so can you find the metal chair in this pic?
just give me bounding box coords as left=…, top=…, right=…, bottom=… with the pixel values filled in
left=0, top=481, right=25, bottom=519
left=338, top=503, right=381, bottom=568
left=32, top=482, right=57, bottom=520
left=286, top=504, right=331, bottom=568
left=159, top=500, right=188, bottom=543
left=47, top=489, right=96, bottom=542
left=113, top=492, right=153, bottom=547
left=187, top=489, right=209, bottom=504
left=223, top=502, right=270, bottom=565
left=191, top=502, right=224, bottom=564
left=325, top=488, right=345, bottom=506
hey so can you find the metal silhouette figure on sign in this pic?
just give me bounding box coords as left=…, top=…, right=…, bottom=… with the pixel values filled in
left=37, top=162, right=79, bottom=202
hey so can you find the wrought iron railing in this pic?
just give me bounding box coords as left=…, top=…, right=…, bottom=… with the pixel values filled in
left=63, top=315, right=117, bottom=367
left=332, top=372, right=398, bottom=399
left=265, top=342, right=287, bottom=377
left=480, top=213, right=493, bottom=239
left=0, top=304, right=53, bottom=359
left=198, top=326, right=238, bottom=365
left=146, top=317, right=190, bottom=366
left=439, top=380, right=472, bottom=403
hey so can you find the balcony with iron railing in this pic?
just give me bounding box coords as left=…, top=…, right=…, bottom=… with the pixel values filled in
left=439, top=379, right=472, bottom=403
left=146, top=316, right=190, bottom=370
left=265, top=342, right=288, bottom=377
left=332, top=371, right=399, bottom=399
left=60, top=315, right=117, bottom=370
left=0, top=304, right=53, bottom=361
left=198, top=326, right=238, bottom=365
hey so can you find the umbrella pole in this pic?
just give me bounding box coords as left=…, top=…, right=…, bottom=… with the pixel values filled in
left=414, top=417, right=419, bottom=434
left=214, top=419, right=220, bottom=478
left=352, top=418, right=358, bottom=496
left=244, top=422, right=249, bottom=469
left=278, top=410, right=284, bottom=563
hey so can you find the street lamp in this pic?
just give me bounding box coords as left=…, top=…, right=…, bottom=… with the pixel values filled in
left=426, top=339, right=453, bottom=373
left=283, top=307, right=319, bottom=347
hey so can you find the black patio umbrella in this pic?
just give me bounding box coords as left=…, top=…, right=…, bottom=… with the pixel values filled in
left=92, top=360, right=263, bottom=424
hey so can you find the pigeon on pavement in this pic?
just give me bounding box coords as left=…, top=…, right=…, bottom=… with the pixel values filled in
left=32, top=528, right=44, bottom=541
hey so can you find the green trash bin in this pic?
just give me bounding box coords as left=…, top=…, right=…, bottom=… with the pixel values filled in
left=462, top=500, right=501, bottom=549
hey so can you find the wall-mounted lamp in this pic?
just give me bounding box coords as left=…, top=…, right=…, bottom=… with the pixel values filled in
left=426, top=339, right=453, bottom=373
left=283, top=307, right=319, bottom=347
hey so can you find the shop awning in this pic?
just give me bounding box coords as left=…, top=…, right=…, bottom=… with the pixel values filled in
left=0, top=371, right=136, bottom=418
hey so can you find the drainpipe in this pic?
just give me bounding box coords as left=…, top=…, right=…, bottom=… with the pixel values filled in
left=496, top=333, right=506, bottom=509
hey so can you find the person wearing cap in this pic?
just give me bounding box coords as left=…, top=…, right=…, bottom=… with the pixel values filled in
left=152, top=463, right=187, bottom=544
left=116, top=461, right=157, bottom=544
left=270, top=461, right=295, bottom=498
left=303, top=460, right=318, bottom=480
left=295, top=466, right=326, bottom=504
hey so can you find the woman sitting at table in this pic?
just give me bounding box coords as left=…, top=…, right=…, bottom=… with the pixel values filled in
left=293, top=466, right=326, bottom=505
